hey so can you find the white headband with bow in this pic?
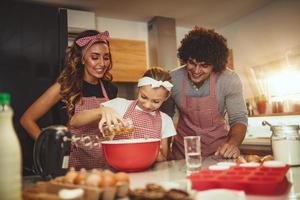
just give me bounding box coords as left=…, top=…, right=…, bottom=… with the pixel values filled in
left=137, top=77, right=173, bottom=91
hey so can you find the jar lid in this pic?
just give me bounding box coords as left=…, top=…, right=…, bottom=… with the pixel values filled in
left=0, top=93, right=10, bottom=104
left=271, top=125, right=299, bottom=133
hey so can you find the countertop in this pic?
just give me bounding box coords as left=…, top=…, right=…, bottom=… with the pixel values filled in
left=128, top=156, right=300, bottom=200
left=23, top=156, right=300, bottom=200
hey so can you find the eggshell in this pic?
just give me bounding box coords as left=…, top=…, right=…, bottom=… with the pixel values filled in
left=261, top=155, right=274, bottom=163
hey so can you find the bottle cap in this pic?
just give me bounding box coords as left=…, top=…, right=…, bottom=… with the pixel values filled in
left=0, top=93, right=11, bottom=104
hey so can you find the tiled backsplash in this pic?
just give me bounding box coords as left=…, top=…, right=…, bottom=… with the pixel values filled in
left=247, top=115, right=300, bottom=138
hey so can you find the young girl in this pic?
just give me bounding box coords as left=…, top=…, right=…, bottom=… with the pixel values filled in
left=98, top=67, right=177, bottom=161
left=20, top=30, right=118, bottom=170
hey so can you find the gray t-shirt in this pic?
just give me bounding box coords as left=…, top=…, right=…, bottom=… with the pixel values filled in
left=160, top=66, right=248, bottom=127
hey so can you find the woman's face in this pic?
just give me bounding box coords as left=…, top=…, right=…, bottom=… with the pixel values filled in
left=137, top=85, right=170, bottom=113
left=82, top=42, right=110, bottom=84
left=186, top=59, right=214, bottom=85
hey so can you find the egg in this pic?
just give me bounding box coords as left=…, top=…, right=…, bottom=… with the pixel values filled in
left=63, top=167, right=78, bottom=184
left=99, top=172, right=116, bottom=187
left=85, top=173, right=102, bottom=187
left=73, top=168, right=87, bottom=185
left=114, top=172, right=130, bottom=183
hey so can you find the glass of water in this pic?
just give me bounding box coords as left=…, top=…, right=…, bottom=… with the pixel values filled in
left=184, top=136, right=201, bottom=175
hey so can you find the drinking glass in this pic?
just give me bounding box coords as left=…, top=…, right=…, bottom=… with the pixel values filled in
left=184, top=136, right=201, bottom=175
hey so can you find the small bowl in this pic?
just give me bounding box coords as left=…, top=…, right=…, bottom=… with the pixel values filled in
left=102, top=138, right=160, bottom=172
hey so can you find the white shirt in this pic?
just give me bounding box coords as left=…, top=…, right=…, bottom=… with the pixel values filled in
left=101, top=98, right=177, bottom=139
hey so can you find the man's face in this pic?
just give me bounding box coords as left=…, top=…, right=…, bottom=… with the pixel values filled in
left=186, top=58, right=214, bottom=85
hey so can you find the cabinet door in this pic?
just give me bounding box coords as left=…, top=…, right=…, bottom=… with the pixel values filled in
left=110, top=38, right=147, bottom=82
left=0, top=1, right=67, bottom=175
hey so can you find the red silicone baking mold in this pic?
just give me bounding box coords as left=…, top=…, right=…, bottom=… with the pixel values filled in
left=188, top=165, right=290, bottom=195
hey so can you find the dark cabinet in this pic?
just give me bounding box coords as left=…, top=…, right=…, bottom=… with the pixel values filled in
left=0, top=1, right=68, bottom=175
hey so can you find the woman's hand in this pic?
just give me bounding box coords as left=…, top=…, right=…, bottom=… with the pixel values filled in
left=98, top=106, right=124, bottom=132
left=215, top=142, right=240, bottom=159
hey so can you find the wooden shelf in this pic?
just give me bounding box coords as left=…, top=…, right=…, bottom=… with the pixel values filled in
left=249, top=112, right=300, bottom=117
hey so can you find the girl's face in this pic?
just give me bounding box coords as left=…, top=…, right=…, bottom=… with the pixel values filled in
left=137, top=85, right=170, bottom=113
left=186, top=59, right=213, bottom=86
left=82, top=42, right=110, bottom=84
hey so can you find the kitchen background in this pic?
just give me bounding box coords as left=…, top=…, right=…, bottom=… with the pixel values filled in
left=1, top=0, right=300, bottom=174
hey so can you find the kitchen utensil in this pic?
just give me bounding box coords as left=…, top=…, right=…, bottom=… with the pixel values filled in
left=101, top=138, right=160, bottom=172
left=262, top=120, right=300, bottom=166
left=188, top=164, right=290, bottom=195
left=33, top=125, right=71, bottom=180
left=102, top=118, right=134, bottom=140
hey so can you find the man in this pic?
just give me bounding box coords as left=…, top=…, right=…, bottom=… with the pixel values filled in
left=161, top=27, right=248, bottom=159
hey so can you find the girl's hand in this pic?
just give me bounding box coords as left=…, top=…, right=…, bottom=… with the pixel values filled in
left=98, top=106, right=124, bottom=132
left=156, top=149, right=167, bottom=162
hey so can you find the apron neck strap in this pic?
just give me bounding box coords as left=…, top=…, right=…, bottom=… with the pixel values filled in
left=98, top=79, right=109, bottom=100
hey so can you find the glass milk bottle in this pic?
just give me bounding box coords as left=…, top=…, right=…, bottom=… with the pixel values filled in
left=271, top=125, right=300, bottom=166
left=0, top=93, right=22, bottom=200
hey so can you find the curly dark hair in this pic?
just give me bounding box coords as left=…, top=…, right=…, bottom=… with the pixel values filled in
left=57, top=30, right=113, bottom=119
left=178, top=27, right=229, bottom=72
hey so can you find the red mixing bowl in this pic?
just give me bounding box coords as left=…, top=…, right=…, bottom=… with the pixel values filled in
left=101, top=138, right=160, bottom=172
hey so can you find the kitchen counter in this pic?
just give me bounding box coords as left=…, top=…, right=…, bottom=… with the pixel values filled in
left=23, top=156, right=300, bottom=200
left=128, top=157, right=300, bottom=200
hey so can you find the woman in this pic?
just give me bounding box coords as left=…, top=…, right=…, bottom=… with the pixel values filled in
left=20, top=30, right=118, bottom=169
left=160, top=27, right=248, bottom=159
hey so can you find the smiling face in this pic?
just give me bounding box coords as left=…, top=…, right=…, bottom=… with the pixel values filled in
left=186, top=58, right=214, bottom=86
left=82, top=42, right=111, bottom=84
left=137, top=85, right=170, bottom=113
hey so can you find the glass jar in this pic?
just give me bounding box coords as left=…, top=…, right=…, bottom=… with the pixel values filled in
left=271, top=125, right=300, bottom=166
left=102, top=118, right=134, bottom=140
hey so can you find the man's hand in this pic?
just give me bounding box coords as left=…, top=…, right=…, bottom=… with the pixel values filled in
left=215, top=143, right=240, bottom=158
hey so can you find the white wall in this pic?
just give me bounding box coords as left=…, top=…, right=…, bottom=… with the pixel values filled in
left=218, top=0, right=300, bottom=99
left=67, top=10, right=96, bottom=31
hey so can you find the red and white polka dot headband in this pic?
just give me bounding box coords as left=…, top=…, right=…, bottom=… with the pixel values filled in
left=75, top=31, right=110, bottom=57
